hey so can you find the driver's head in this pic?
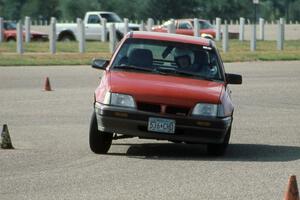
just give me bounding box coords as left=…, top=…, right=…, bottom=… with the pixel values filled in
left=173, top=48, right=194, bottom=68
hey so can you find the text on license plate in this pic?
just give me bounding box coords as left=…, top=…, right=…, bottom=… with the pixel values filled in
left=148, top=117, right=175, bottom=134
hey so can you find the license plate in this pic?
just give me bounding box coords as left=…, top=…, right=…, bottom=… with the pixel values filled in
left=148, top=117, right=175, bottom=134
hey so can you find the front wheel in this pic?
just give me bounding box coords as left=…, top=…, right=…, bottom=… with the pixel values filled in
left=207, top=126, right=231, bottom=156
left=89, top=111, right=113, bottom=154
left=7, top=37, right=16, bottom=42
left=116, top=31, right=123, bottom=41
left=59, top=34, right=75, bottom=42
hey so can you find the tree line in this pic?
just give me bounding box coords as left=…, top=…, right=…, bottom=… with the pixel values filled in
left=0, top=0, right=300, bottom=22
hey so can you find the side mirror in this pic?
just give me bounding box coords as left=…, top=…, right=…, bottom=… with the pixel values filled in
left=226, top=73, right=242, bottom=85
left=91, top=59, right=109, bottom=70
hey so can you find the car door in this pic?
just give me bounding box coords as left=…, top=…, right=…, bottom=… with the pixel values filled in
left=176, top=20, right=194, bottom=36
left=85, top=14, right=102, bottom=40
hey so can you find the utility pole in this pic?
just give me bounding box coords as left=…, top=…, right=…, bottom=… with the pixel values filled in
left=251, top=0, right=259, bottom=51
left=253, top=0, right=259, bottom=24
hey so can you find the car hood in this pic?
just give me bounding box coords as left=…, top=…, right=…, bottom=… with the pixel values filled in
left=108, top=71, right=224, bottom=107
left=128, top=23, right=139, bottom=28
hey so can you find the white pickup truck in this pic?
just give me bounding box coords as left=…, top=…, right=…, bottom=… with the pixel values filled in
left=56, top=11, right=140, bottom=41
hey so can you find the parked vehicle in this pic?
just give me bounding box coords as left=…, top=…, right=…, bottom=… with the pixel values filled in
left=90, top=31, right=242, bottom=156
left=152, top=19, right=239, bottom=39
left=56, top=11, right=139, bottom=41
left=2, top=21, right=48, bottom=42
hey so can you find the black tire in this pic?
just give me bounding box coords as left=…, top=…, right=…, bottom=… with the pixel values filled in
left=59, top=33, right=75, bottom=42
left=204, top=36, right=213, bottom=40
left=106, top=31, right=123, bottom=42
left=207, top=126, right=231, bottom=156
left=7, top=37, right=16, bottom=42
left=116, top=31, right=123, bottom=41
left=89, top=111, right=113, bottom=154
left=106, top=33, right=110, bottom=41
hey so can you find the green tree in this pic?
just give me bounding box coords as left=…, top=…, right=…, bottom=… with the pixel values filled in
left=290, top=0, right=300, bottom=21
left=0, top=0, right=4, bottom=16
left=2, top=0, right=26, bottom=20
left=63, top=0, right=100, bottom=20
left=198, top=0, right=252, bottom=21
left=257, top=0, right=299, bottom=21
left=96, top=0, right=146, bottom=20
left=2, top=0, right=300, bottom=22
left=21, top=0, right=61, bottom=20
left=58, top=0, right=300, bottom=22
left=142, top=0, right=199, bottom=20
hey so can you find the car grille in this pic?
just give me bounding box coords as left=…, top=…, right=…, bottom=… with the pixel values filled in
left=137, top=102, right=190, bottom=116
left=137, top=102, right=161, bottom=113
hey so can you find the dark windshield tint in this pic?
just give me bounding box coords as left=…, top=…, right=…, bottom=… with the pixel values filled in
left=4, top=22, right=17, bottom=30
left=111, top=38, right=224, bottom=81
left=199, top=21, right=214, bottom=29
left=178, top=21, right=193, bottom=29
left=100, top=13, right=122, bottom=23
left=191, top=20, right=214, bottom=29
left=87, top=15, right=100, bottom=24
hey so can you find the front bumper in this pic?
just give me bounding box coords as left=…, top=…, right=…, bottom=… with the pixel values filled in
left=95, top=103, right=232, bottom=144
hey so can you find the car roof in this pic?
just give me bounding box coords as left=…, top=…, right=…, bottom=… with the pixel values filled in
left=3, top=21, right=15, bottom=23
left=87, top=11, right=116, bottom=15
left=128, top=31, right=212, bottom=47
left=176, top=19, right=209, bottom=22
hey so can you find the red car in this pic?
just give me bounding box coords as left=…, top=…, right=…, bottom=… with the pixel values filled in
left=90, top=31, right=242, bottom=156
left=3, top=21, right=48, bottom=42
left=152, top=19, right=238, bottom=39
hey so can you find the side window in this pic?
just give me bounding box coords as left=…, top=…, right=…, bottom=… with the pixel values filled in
left=178, top=22, right=192, bottom=29
left=4, top=22, right=15, bottom=30
left=87, top=15, right=100, bottom=24
left=210, top=50, right=224, bottom=80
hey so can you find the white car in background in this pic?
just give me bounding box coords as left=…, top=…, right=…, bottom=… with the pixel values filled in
left=56, top=11, right=140, bottom=41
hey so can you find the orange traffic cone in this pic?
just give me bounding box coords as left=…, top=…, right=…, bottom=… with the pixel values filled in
left=283, top=175, right=299, bottom=200
left=44, top=77, right=52, bottom=91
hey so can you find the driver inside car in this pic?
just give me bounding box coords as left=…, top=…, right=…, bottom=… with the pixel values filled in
left=173, top=47, right=217, bottom=78
left=173, top=47, right=195, bottom=69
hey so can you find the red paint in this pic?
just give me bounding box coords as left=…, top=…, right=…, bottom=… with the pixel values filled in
left=131, top=31, right=210, bottom=46
left=152, top=19, right=216, bottom=39
left=96, top=71, right=223, bottom=107
left=3, top=21, right=48, bottom=41
left=4, top=30, right=47, bottom=41
left=95, top=73, right=111, bottom=103
left=94, top=31, right=239, bottom=118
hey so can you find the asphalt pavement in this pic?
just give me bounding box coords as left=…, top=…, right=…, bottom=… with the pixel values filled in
left=0, top=61, right=299, bottom=200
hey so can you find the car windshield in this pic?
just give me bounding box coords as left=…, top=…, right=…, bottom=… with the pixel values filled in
left=192, top=20, right=214, bottom=29
left=100, top=13, right=122, bottom=23
left=111, top=38, right=224, bottom=81
left=162, top=20, right=173, bottom=28
left=4, top=22, right=17, bottom=30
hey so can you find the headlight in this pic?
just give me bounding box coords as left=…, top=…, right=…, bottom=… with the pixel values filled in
left=192, top=103, right=218, bottom=117
left=103, top=92, right=136, bottom=108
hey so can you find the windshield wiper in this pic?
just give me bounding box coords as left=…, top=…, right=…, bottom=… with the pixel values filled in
left=155, top=67, right=176, bottom=75
left=156, top=67, right=198, bottom=77
left=175, top=70, right=198, bottom=77
left=113, top=65, right=153, bottom=72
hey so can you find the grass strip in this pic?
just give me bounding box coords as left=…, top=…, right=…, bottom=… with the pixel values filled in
left=0, top=40, right=299, bottom=66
